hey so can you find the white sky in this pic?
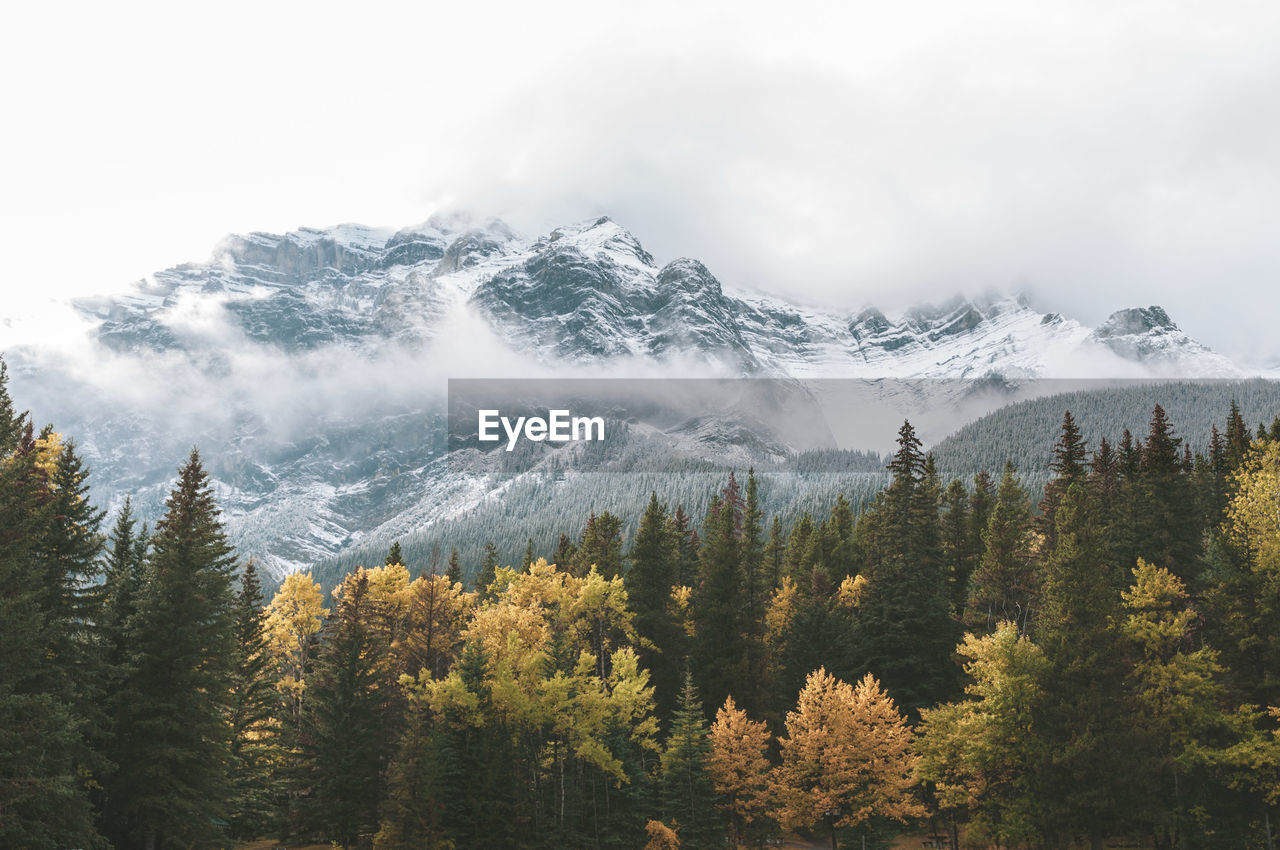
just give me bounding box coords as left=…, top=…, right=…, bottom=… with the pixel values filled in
left=2, top=0, right=1279, bottom=363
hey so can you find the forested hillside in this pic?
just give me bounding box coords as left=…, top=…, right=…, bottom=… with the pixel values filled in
left=6, top=355, right=1280, bottom=849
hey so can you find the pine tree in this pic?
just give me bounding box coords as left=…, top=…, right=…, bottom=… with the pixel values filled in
left=295, top=571, right=384, bottom=848
left=763, top=514, right=786, bottom=591
left=849, top=420, right=958, bottom=715
left=670, top=504, right=701, bottom=587
left=521, top=537, right=535, bottom=572
left=739, top=469, right=769, bottom=716
left=691, top=485, right=745, bottom=713
left=446, top=547, right=463, bottom=585
left=553, top=532, right=577, bottom=573
left=228, top=560, right=285, bottom=838
left=660, top=674, right=721, bottom=849
left=385, top=540, right=404, bottom=567
left=965, top=462, right=1035, bottom=635
left=1035, top=483, right=1133, bottom=847
left=578, top=511, right=624, bottom=578
left=940, top=478, right=972, bottom=615
left=0, top=365, right=100, bottom=848
left=106, top=449, right=240, bottom=850
left=1038, top=410, right=1088, bottom=549
left=374, top=701, right=451, bottom=849
left=1136, top=405, right=1200, bottom=583
left=476, top=540, right=500, bottom=596
left=627, top=492, right=682, bottom=717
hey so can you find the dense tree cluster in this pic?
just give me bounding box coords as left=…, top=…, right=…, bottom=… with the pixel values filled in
left=7, top=352, right=1280, bottom=848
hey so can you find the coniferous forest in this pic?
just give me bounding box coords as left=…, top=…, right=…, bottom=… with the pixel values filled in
left=7, top=356, right=1280, bottom=850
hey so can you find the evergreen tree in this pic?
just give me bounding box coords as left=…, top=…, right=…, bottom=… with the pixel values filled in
left=659, top=674, right=721, bottom=849
left=476, top=540, right=500, bottom=596
left=1038, top=410, right=1088, bottom=549
left=295, top=571, right=384, bottom=847
left=373, top=701, right=451, bottom=849
left=763, top=514, right=786, bottom=591
left=940, top=477, right=972, bottom=615
left=1136, top=404, right=1200, bottom=583
left=739, top=469, right=769, bottom=716
left=849, top=421, right=958, bottom=715
left=670, top=504, right=701, bottom=587
left=578, top=511, right=624, bottom=578
left=521, top=536, right=535, bottom=572
left=106, top=449, right=240, bottom=850
left=691, top=483, right=746, bottom=713
left=1035, top=483, right=1133, bottom=847
left=627, top=492, right=682, bottom=717
left=965, top=462, right=1035, bottom=635
left=445, top=547, right=463, bottom=585
left=228, top=560, right=285, bottom=839
left=385, top=540, right=403, bottom=567
left=0, top=366, right=100, bottom=849
left=553, top=532, right=577, bottom=572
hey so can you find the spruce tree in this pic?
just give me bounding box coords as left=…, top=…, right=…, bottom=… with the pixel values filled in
left=691, top=485, right=745, bottom=714
left=965, top=462, right=1035, bottom=636
left=476, top=540, right=500, bottom=596
left=445, top=547, right=462, bottom=585
left=940, top=478, right=972, bottom=616
left=228, top=560, right=285, bottom=839
left=0, top=367, right=100, bottom=848
left=763, top=514, right=786, bottom=590
left=1136, top=404, right=1200, bottom=583
left=627, top=492, right=682, bottom=716
left=848, top=421, right=958, bottom=715
left=1038, top=410, right=1088, bottom=549
left=670, top=504, right=701, bottom=587
left=1035, top=483, right=1134, bottom=847
left=739, top=469, right=769, bottom=715
left=578, top=511, right=624, bottom=578
left=385, top=540, right=403, bottom=567
left=295, top=571, right=384, bottom=847
left=106, top=449, right=240, bottom=850
left=660, top=673, right=721, bottom=849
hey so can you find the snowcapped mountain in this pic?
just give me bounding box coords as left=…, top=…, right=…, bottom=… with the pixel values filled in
left=7, top=214, right=1264, bottom=578
left=75, top=214, right=1247, bottom=380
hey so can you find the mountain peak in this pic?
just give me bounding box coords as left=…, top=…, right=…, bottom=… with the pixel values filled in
left=1094, top=305, right=1178, bottom=337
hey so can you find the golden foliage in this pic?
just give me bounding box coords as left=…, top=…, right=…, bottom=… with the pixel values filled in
left=644, top=819, right=680, bottom=849
left=1227, top=440, right=1280, bottom=575
left=263, top=572, right=328, bottom=715
left=772, top=668, right=922, bottom=834
left=708, top=695, right=772, bottom=844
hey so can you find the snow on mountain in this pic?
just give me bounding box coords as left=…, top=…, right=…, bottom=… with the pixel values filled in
left=11, top=213, right=1263, bottom=577
left=71, top=215, right=1254, bottom=380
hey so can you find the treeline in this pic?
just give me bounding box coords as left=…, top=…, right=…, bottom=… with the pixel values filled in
left=8, top=348, right=1280, bottom=849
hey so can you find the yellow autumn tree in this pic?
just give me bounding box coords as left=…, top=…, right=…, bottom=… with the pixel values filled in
left=263, top=571, right=328, bottom=720
left=1227, top=440, right=1280, bottom=575
left=772, top=668, right=922, bottom=850
left=644, top=819, right=681, bottom=849
left=913, top=622, right=1051, bottom=849
left=709, top=695, right=773, bottom=846
left=400, top=572, right=474, bottom=680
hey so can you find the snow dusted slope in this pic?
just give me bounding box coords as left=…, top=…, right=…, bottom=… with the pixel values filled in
left=14, top=213, right=1260, bottom=578
left=73, top=215, right=1254, bottom=379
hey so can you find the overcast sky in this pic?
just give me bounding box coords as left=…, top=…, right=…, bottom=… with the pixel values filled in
left=2, top=0, right=1278, bottom=363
